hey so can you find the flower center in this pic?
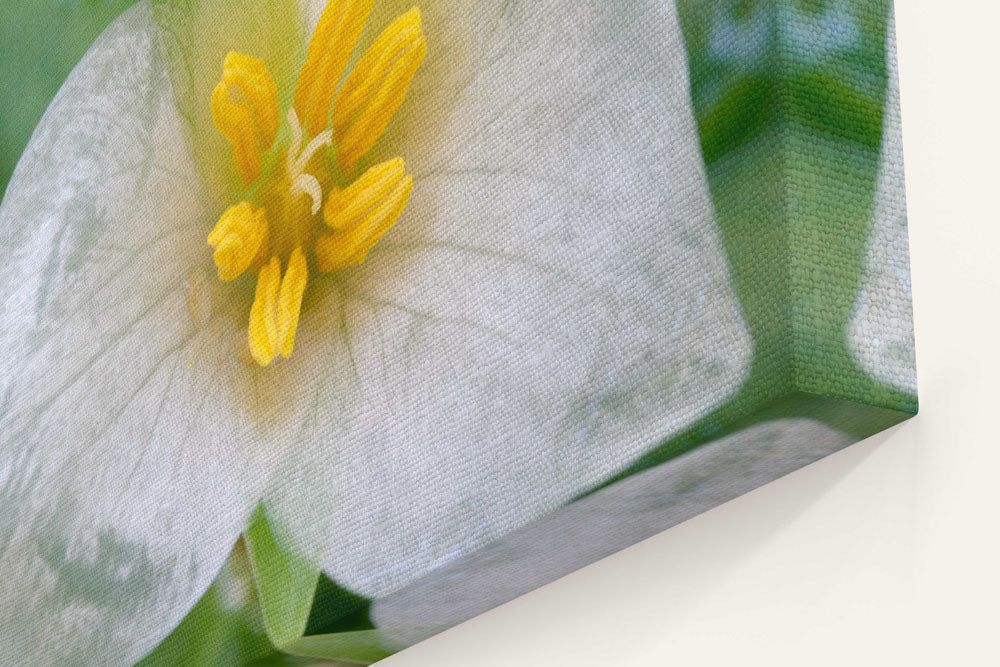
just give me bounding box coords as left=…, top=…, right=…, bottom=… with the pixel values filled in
left=245, top=109, right=333, bottom=266
left=205, top=1, right=426, bottom=367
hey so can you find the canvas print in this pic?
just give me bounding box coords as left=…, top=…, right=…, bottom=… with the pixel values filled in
left=0, top=0, right=916, bottom=663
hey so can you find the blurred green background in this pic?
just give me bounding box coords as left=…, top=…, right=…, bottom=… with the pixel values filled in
left=0, top=0, right=137, bottom=199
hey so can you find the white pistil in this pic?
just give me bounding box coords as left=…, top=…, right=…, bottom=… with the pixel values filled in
left=284, top=108, right=331, bottom=214
left=293, top=130, right=333, bottom=176
left=291, top=173, right=323, bottom=215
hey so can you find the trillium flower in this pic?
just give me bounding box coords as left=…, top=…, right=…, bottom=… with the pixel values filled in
left=0, top=0, right=753, bottom=663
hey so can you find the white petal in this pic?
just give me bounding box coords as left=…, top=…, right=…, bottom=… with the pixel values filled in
left=371, top=418, right=852, bottom=638
left=265, top=1, right=753, bottom=597
left=849, top=15, right=916, bottom=395
left=0, top=4, right=280, bottom=662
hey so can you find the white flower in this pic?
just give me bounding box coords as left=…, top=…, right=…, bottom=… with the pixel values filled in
left=0, top=0, right=752, bottom=662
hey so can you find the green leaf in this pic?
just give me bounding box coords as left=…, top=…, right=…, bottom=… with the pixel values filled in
left=138, top=542, right=277, bottom=666
left=281, top=630, right=397, bottom=664
left=698, top=75, right=776, bottom=164
left=304, top=573, right=374, bottom=636
left=786, top=71, right=883, bottom=149
left=0, top=0, right=138, bottom=199
left=149, top=0, right=307, bottom=204
left=245, top=505, right=321, bottom=647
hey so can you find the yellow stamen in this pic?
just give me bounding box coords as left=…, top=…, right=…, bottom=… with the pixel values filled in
left=323, top=157, right=405, bottom=230
left=207, top=202, right=269, bottom=281
left=331, top=7, right=426, bottom=174
left=277, top=247, right=308, bottom=358
left=294, top=0, right=377, bottom=136
left=212, top=51, right=280, bottom=185
left=211, top=84, right=261, bottom=185
left=223, top=51, right=280, bottom=150
left=248, top=249, right=309, bottom=366
left=315, top=158, right=412, bottom=272
left=249, top=257, right=282, bottom=366
left=207, top=3, right=425, bottom=367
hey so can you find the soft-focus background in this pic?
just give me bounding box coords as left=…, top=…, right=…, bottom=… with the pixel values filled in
left=0, top=1, right=137, bottom=198
left=381, top=1, right=1000, bottom=664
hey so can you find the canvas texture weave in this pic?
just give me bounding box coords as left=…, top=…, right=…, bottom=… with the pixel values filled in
left=0, top=0, right=915, bottom=663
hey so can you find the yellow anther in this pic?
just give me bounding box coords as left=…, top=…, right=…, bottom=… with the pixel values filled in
left=249, top=257, right=281, bottom=366
left=277, top=247, right=308, bottom=358
left=207, top=202, right=269, bottom=281
left=212, top=83, right=261, bottom=185
left=205, top=4, right=425, bottom=367
left=212, top=51, right=280, bottom=185
left=331, top=7, right=426, bottom=174
left=222, top=51, right=280, bottom=150
left=247, top=249, right=309, bottom=366
left=294, top=0, right=377, bottom=136
left=323, top=157, right=405, bottom=230
left=315, top=158, right=412, bottom=272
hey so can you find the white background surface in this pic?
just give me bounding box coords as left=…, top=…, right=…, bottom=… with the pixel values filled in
left=384, top=1, right=1000, bottom=665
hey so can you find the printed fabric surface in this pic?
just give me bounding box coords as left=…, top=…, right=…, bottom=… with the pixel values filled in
left=0, top=0, right=916, bottom=663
